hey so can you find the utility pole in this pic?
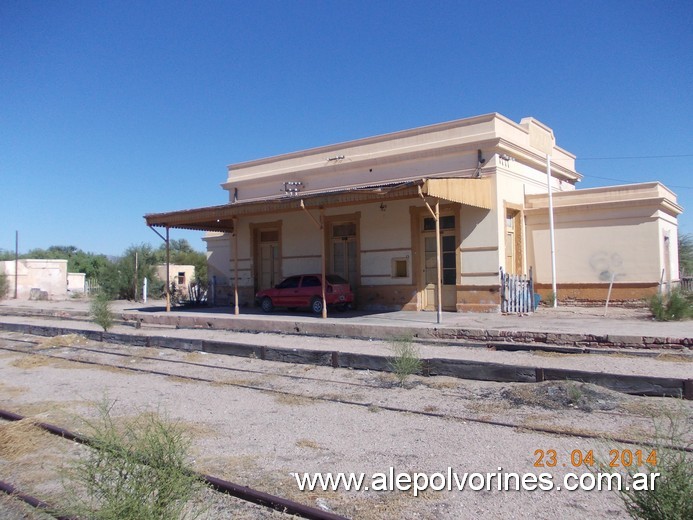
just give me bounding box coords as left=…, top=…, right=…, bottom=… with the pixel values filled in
left=14, top=231, right=18, bottom=299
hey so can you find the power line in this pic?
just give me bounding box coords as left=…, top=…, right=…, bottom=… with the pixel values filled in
left=545, top=153, right=693, bottom=189
left=578, top=154, right=693, bottom=160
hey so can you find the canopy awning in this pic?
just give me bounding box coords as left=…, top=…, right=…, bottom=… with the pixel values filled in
left=422, top=177, right=493, bottom=210
left=144, top=177, right=493, bottom=232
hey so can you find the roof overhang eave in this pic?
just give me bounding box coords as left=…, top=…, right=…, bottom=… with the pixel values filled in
left=144, top=180, right=426, bottom=232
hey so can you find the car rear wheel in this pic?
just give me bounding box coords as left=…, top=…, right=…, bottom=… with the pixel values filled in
left=261, top=297, right=274, bottom=313
left=311, top=297, right=324, bottom=314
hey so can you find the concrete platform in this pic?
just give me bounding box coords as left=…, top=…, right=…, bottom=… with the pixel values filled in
left=1, top=299, right=690, bottom=349
left=1, top=299, right=691, bottom=399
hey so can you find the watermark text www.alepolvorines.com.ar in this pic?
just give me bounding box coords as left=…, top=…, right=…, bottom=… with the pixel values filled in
left=293, top=467, right=660, bottom=497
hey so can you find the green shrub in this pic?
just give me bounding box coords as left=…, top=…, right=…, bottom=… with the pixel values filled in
left=91, top=296, right=114, bottom=331
left=649, top=290, right=692, bottom=321
left=566, top=382, right=583, bottom=406
left=611, top=407, right=692, bottom=520
left=0, top=272, right=8, bottom=300
left=62, top=400, right=204, bottom=520
left=388, top=335, right=422, bottom=387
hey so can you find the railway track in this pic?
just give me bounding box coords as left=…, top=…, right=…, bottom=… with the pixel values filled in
left=0, top=407, right=348, bottom=520
left=1, top=334, right=384, bottom=390
left=2, top=320, right=691, bottom=402
left=1, top=333, right=690, bottom=453
left=0, top=334, right=669, bottom=423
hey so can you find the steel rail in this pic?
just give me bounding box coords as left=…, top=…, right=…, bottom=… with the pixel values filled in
left=2, top=334, right=682, bottom=422
left=1, top=345, right=691, bottom=453
left=0, top=335, right=383, bottom=390
left=0, top=480, right=77, bottom=520
left=0, top=409, right=348, bottom=520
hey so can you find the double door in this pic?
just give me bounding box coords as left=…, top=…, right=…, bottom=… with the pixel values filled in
left=421, top=215, right=457, bottom=311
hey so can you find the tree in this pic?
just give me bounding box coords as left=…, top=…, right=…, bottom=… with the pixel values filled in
left=2, top=245, right=110, bottom=280
left=0, top=272, right=8, bottom=300
left=155, top=239, right=207, bottom=285
left=100, top=244, right=160, bottom=300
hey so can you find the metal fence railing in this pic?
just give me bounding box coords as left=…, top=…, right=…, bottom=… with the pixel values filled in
left=500, top=266, right=535, bottom=314
left=85, top=278, right=100, bottom=296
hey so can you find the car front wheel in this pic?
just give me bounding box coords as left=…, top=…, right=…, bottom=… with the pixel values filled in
left=261, top=297, right=274, bottom=313
left=311, top=297, right=324, bottom=314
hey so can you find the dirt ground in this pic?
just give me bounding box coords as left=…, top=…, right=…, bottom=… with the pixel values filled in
left=0, top=331, right=691, bottom=519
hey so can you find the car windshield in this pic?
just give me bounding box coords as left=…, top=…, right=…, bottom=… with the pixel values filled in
left=326, top=275, right=349, bottom=285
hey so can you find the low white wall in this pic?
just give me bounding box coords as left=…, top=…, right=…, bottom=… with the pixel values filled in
left=67, top=272, right=86, bottom=293
left=0, top=259, right=68, bottom=299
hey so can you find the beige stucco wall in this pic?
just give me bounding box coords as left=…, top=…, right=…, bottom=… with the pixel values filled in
left=527, top=217, right=662, bottom=283
left=525, top=183, right=682, bottom=294
left=222, top=113, right=581, bottom=204
left=204, top=232, right=232, bottom=285
left=155, top=264, right=196, bottom=292
left=0, top=259, right=68, bottom=300
left=459, top=204, right=498, bottom=286
left=356, top=199, right=413, bottom=286
left=281, top=211, right=322, bottom=276
left=194, top=115, right=681, bottom=310
left=67, top=272, right=86, bottom=294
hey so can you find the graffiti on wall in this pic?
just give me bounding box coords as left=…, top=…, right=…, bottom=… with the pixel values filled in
left=589, top=251, right=625, bottom=282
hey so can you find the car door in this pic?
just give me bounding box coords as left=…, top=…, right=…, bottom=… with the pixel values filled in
left=274, top=276, right=301, bottom=306
left=298, top=275, right=321, bottom=306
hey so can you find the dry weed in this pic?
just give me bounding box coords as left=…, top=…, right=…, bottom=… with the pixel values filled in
left=318, top=393, right=344, bottom=401
left=501, top=381, right=621, bottom=412
left=0, top=381, right=27, bottom=398
left=183, top=351, right=206, bottom=363
left=425, top=379, right=460, bottom=390
left=517, top=416, right=601, bottom=437
left=273, top=393, right=313, bottom=406
left=194, top=454, right=261, bottom=482
left=166, top=375, right=196, bottom=384
left=295, top=438, right=327, bottom=451
left=9, top=355, right=52, bottom=369
left=0, top=419, right=48, bottom=459
left=465, top=400, right=511, bottom=414
left=37, top=334, right=89, bottom=349
left=655, top=352, right=693, bottom=363
left=209, top=377, right=257, bottom=387
left=620, top=399, right=671, bottom=418
left=532, top=350, right=571, bottom=358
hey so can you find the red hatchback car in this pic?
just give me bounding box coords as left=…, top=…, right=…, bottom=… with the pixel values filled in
left=255, top=274, right=354, bottom=314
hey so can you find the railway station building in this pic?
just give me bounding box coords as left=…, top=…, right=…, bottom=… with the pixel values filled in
left=145, top=113, right=681, bottom=313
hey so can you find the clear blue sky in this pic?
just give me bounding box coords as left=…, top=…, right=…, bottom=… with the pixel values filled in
left=2, top=0, right=691, bottom=256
